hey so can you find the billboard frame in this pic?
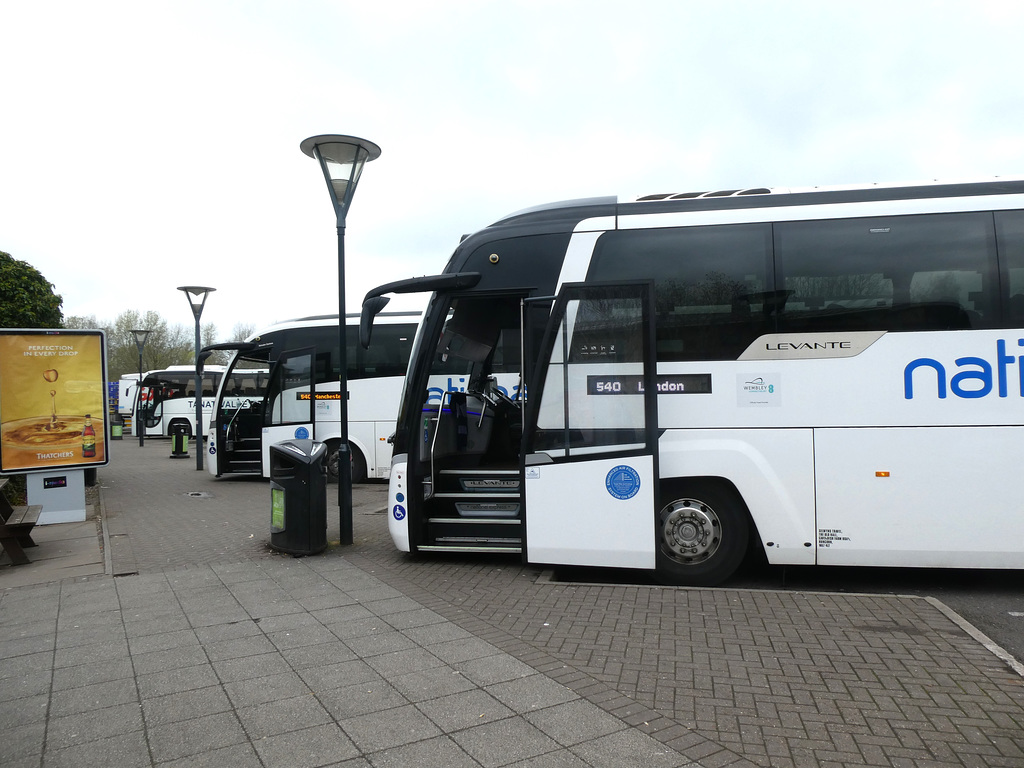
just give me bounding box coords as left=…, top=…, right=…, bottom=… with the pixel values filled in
left=0, top=329, right=110, bottom=475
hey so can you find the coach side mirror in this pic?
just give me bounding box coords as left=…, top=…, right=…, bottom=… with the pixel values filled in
left=359, top=295, right=391, bottom=348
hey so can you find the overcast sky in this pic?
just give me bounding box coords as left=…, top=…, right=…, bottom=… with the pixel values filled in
left=2, top=1, right=1022, bottom=340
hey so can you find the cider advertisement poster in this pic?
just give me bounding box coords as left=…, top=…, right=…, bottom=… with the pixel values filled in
left=0, top=330, right=109, bottom=473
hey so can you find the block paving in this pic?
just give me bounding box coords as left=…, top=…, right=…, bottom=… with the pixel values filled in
left=1, top=439, right=1022, bottom=767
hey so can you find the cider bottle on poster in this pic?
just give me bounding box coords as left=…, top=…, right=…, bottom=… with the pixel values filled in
left=82, top=414, right=96, bottom=458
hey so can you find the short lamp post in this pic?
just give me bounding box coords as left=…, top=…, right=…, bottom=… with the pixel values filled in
left=178, top=286, right=216, bottom=471
left=131, top=329, right=151, bottom=447
left=300, top=134, right=381, bottom=546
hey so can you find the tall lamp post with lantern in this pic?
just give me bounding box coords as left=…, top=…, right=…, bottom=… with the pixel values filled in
left=177, top=286, right=215, bottom=471
left=300, top=134, right=381, bottom=546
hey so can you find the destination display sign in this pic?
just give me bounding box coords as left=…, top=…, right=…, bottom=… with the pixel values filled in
left=297, top=392, right=344, bottom=400
left=586, top=374, right=711, bottom=395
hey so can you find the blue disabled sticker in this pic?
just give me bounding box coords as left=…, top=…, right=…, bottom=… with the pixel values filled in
left=605, top=465, right=641, bottom=500
left=392, top=504, right=406, bottom=521
left=294, top=426, right=310, bottom=439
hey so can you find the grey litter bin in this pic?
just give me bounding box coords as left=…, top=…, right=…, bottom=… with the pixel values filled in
left=269, top=439, right=328, bottom=556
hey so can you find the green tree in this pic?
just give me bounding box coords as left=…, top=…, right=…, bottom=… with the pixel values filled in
left=201, top=323, right=218, bottom=353
left=0, top=251, right=63, bottom=328
left=198, top=322, right=230, bottom=366
left=1, top=251, right=64, bottom=502
left=64, top=309, right=226, bottom=379
left=106, top=310, right=192, bottom=379
left=64, top=314, right=106, bottom=331
left=231, top=322, right=256, bottom=342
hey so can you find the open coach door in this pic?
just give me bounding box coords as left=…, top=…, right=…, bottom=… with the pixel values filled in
left=522, top=282, right=659, bottom=570
left=261, top=347, right=315, bottom=473
left=200, top=342, right=259, bottom=477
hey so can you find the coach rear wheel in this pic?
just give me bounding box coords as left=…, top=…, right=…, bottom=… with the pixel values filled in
left=656, top=482, right=749, bottom=587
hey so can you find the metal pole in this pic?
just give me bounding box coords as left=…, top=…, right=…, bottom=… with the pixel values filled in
left=137, top=351, right=144, bottom=447
left=194, top=318, right=204, bottom=471
left=337, top=224, right=353, bottom=545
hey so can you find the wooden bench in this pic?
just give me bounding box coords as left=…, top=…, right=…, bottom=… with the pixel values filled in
left=0, top=478, right=43, bottom=566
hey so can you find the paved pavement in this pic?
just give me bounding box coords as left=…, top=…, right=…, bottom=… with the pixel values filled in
left=2, top=438, right=1024, bottom=767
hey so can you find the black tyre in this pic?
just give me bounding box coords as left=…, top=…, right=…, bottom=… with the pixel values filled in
left=350, top=444, right=367, bottom=484
left=655, top=481, right=750, bottom=587
left=325, top=442, right=367, bottom=484
left=326, top=442, right=340, bottom=483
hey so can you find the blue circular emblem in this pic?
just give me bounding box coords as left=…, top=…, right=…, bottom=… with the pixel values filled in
left=605, top=465, right=641, bottom=500
left=392, top=504, right=406, bottom=521
left=294, top=427, right=310, bottom=439
left=395, top=492, right=405, bottom=503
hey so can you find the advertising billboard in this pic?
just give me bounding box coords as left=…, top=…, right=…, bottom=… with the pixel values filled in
left=0, top=329, right=109, bottom=474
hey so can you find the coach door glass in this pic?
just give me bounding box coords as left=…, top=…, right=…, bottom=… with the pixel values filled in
left=522, top=282, right=659, bottom=569
left=261, top=347, right=315, bottom=471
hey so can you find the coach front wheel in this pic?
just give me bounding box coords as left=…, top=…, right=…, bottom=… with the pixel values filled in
left=325, top=441, right=367, bottom=484
left=656, top=481, right=750, bottom=587
left=350, top=444, right=367, bottom=484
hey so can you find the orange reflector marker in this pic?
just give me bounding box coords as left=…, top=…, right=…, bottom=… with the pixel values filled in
left=876, top=471, right=890, bottom=477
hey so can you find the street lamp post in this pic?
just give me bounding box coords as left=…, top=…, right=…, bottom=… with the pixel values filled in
left=131, top=329, right=151, bottom=447
left=300, top=134, right=381, bottom=546
left=177, top=286, right=216, bottom=471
